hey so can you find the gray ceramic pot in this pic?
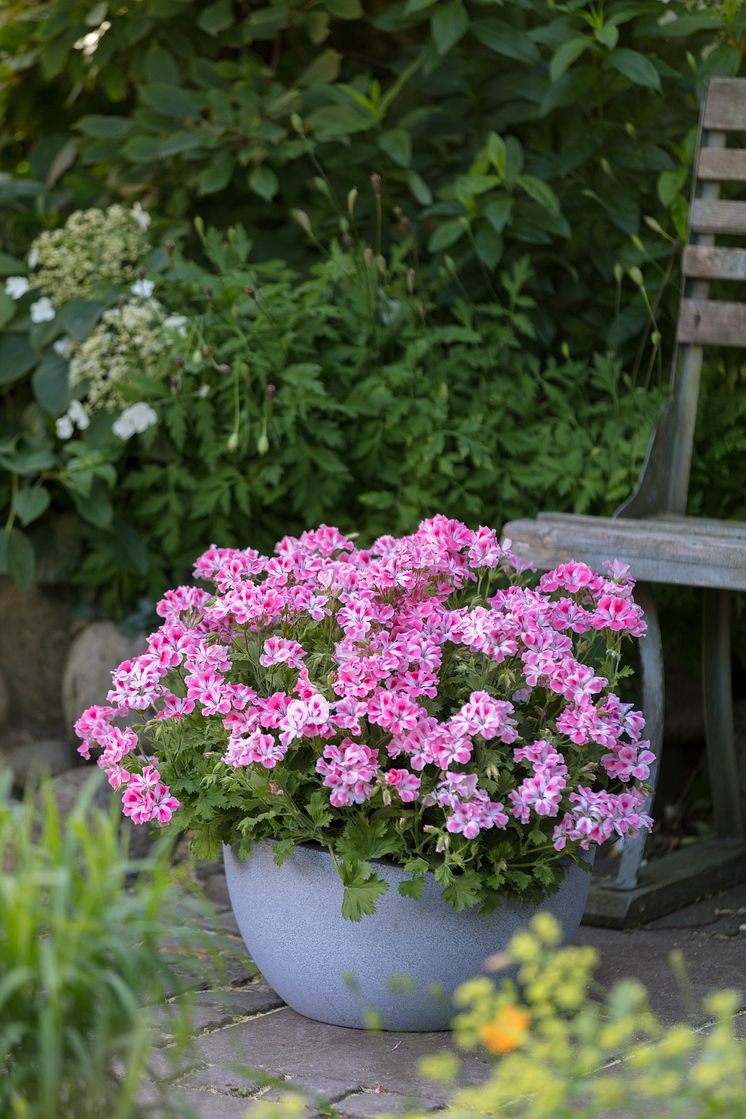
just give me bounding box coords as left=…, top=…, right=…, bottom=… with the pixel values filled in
left=223, top=839, right=593, bottom=1032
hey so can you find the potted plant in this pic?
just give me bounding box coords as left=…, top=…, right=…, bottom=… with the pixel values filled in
left=76, top=517, right=653, bottom=1030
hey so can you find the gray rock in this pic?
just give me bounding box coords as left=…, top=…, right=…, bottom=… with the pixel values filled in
left=169, top=1090, right=257, bottom=1119
left=62, top=620, right=147, bottom=737
left=4, top=733, right=77, bottom=784
left=0, top=578, right=76, bottom=730
left=158, top=986, right=285, bottom=1038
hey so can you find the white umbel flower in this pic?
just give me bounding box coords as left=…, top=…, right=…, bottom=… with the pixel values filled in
left=130, top=278, right=155, bottom=298
left=30, top=297, right=55, bottom=323
left=56, top=415, right=74, bottom=439
left=53, top=337, right=73, bottom=358
left=113, top=402, right=158, bottom=440
left=67, top=400, right=90, bottom=431
left=5, top=276, right=29, bottom=299
left=131, top=202, right=151, bottom=231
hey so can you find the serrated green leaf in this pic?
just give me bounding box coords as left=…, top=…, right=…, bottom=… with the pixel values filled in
left=398, top=877, right=426, bottom=901
left=340, top=865, right=389, bottom=921
left=431, top=0, right=469, bottom=56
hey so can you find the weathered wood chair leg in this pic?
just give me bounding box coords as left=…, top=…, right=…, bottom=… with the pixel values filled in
left=702, top=588, right=744, bottom=837
left=612, top=582, right=664, bottom=889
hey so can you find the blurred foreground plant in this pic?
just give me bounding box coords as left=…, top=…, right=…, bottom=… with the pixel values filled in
left=412, top=912, right=746, bottom=1118
left=0, top=775, right=216, bottom=1119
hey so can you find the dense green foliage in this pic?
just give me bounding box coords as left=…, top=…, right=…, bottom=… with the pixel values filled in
left=0, top=777, right=212, bottom=1119
left=0, top=207, right=661, bottom=612
left=2, top=0, right=746, bottom=358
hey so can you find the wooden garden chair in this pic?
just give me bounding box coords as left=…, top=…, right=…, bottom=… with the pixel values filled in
left=503, top=77, right=746, bottom=927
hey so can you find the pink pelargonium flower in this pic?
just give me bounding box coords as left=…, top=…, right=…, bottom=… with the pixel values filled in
left=383, top=768, right=421, bottom=803
left=316, top=740, right=379, bottom=806
left=259, top=636, right=306, bottom=669
left=224, top=731, right=286, bottom=769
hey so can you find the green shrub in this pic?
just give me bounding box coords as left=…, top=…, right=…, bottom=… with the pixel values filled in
left=2, top=0, right=745, bottom=363
left=0, top=204, right=662, bottom=613
left=0, top=776, right=213, bottom=1119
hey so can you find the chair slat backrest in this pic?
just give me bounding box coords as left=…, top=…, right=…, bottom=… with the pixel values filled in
left=617, top=78, right=746, bottom=519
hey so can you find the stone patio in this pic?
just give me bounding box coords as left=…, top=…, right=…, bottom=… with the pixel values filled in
left=152, top=866, right=746, bottom=1119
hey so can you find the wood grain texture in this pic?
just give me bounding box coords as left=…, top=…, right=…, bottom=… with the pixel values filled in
left=683, top=245, right=746, bottom=280
left=503, top=514, right=746, bottom=590
left=697, top=146, right=746, bottom=181
left=690, top=198, right=746, bottom=235
left=703, top=78, right=746, bottom=130
left=677, top=298, right=746, bottom=346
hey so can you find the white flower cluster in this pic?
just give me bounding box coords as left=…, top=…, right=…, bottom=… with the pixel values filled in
left=113, top=402, right=158, bottom=440
left=56, top=400, right=91, bottom=440
left=69, top=300, right=169, bottom=412
left=29, top=204, right=150, bottom=306
left=4, top=277, right=57, bottom=323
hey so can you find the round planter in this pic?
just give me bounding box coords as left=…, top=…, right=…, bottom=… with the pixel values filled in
left=223, top=839, right=593, bottom=1032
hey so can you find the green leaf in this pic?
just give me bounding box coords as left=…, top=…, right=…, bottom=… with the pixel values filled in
left=71, top=478, right=113, bottom=529
left=59, top=300, right=103, bottom=341
left=428, top=217, right=466, bottom=252
left=0, top=527, right=35, bottom=589
left=338, top=817, right=399, bottom=862
left=0, top=251, right=27, bottom=274
left=550, top=37, right=591, bottom=83
left=340, top=864, right=389, bottom=922
left=484, top=197, right=513, bottom=234
left=108, top=520, right=149, bottom=576
left=657, top=167, right=688, bottom=208
left=431, top=0, right=469, bottom=56
left=0, top=443, right=56, bottom=476
left=0, top=334, right=36, bottom=384
left=14, top=485, right=50, bottom=526
left=404, top=0, right=438, bottom=12
left=299, top=49, right=342, bottom=86
left=139, top=83, right=207, bottom=119
left=32, top=350, right=69, bottom=415
left=399, top=877, right=426, bottom=901
left=145, top=43, right=180, bottom=85
left=198, top=152, right=234, bottom=195
left=518, top=175, right=561, bottom=216
left=594, top=24, right=619, bottom=50
left=248, top=165, right=279, bottom=201
left=122, top=135, right=162, bottom=163
left=609, top=49, right=661, bottom=92
left=440, top=870, right=482, bottom=912
left=77, top=115, right=135, bottom=139
left=324, top=0, right=363, bottom=17
left=159, top=131, right=206, bottom=156
left=407, top=170, right=432, bottom=205
left=0, top=292, right=16, bottom=327
left=379, top=128, right=412, bottom=168
left=471, top=19, right=540, bottom=64
left=474, top=224, right=503, bottom=269
left=198, top=0, right=234, bottom=35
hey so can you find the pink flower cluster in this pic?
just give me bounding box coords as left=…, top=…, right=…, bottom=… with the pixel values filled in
left=75, top=517, right=652, bottom=853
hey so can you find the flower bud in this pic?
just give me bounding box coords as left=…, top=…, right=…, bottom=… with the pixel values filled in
left=628, top=266, right=644, bottom=287
left=613, top=263, right=623, bottom=284
left=292, top=209, right=312, bottom=236
left=407, top=268, right=415, bottom=294
left=347, top=187, right=358, bottom=218
left=165, top=239, right=175, bottom=258
left=246, top=286, right=256, bottom=299
left=290, top=113, right=304, bottom=133
left=257, top=432, right=269, bottom=455
left=194, top=216, right=205, bottom=237
left=342, top=233, right=354, bottom=250
left=217, top=363, right=231, bottom=375
left=227, top=431, right=239, bottom=452
left=266, top=383, right=276, bottom=401
left=371, top=172, right=382, bottom=197
left=651, top=331, right=661, bottom=347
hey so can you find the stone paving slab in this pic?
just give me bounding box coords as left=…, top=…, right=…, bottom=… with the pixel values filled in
left=153, top=875, right=746, bottom=1119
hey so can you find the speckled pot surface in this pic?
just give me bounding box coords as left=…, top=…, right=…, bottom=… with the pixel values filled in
left=223, top=839, right=593, bottom=1032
